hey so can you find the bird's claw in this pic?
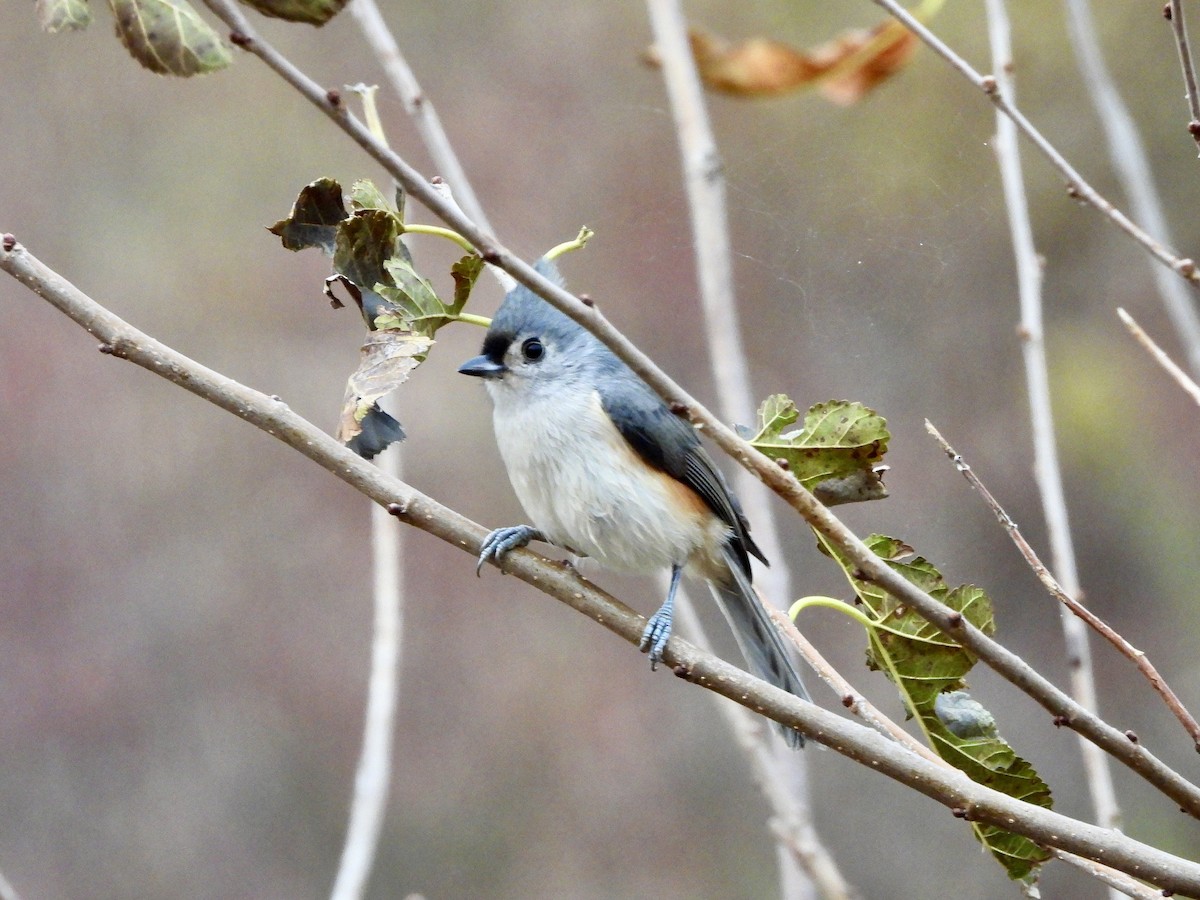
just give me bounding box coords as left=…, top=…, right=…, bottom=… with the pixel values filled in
left=476, top=524, right=541, bottom=576
left=639, top=611, right=672, bottom=671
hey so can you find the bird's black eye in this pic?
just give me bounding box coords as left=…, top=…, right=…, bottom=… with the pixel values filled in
left=521, top=338, right=545, bottom=361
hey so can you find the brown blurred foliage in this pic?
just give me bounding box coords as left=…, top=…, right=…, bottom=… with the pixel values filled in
left=2, top=2, right=1200, bottom=898
left=647, top=22, right=918, bottom=104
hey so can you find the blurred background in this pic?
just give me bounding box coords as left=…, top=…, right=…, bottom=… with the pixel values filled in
left=2, top=1, right=1199, bottom=897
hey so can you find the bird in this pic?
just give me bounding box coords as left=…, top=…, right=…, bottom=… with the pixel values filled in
left=458, top=259, right=809, bottom=748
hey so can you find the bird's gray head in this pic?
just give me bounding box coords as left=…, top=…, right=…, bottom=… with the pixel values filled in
left=457, top=258, right=606, bottom=399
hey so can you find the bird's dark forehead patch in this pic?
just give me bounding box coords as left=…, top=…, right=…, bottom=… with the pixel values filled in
left=481, top=330, right=513, bottom=362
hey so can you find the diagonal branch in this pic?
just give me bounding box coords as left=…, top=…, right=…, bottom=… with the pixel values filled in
left=1118, top=307, right=1200, bottom=407
left=1060, top=0, right=1200, bottom=378
left=185, top=1, right=1200, bottom=817
left=927, top=422, right=1200, bottom=750
left=6, top=236, right=1200, bottom=893
left=866, top=0, right=1200, bottom=295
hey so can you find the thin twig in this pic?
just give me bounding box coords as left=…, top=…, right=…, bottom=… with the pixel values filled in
left=1051, top=852, right=1160, bottom=900
left=7, top=241, right=1200, bottom=893
left=866, top=0, right=1200, bottom=297
left=1118, top=307, right=1200, bottom=407
left=1059, top=0, right=1200, bottom=377
left=674, top=595, right=857, bottom=900
left=330, top=449, right=405, bottom=900
left=1167, top=0, right=1200, bottom=155
left=786, top=588, right=1161, bottom=900
left=926, top=421, right=1200, bottom=752
left=786, top=600, right=1164, bottom=900
left=982, top=0, right=1123, bottom=844
left=771, top=609, right=942, bottom=766
left=191, top=0, right=1200, bottom=816
left=777, top=612, right=1158, bottom=899
left=346, top=0, right=490, bottom=233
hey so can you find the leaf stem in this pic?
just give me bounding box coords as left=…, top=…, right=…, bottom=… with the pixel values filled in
left=544, top=226, right=594, bottom=261
left=452, top=312, right=491, bottom=328
left=401, top=223, right=475, bottom=253
left=789, top=595, right=877, bottom=630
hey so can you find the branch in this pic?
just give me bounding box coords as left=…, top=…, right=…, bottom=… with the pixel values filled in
left=7, top=238, right=1200, bottom=893
left=866, top=0, right=1200, bottom=296
left=644, top=0, right=839, bottom=895
left=1166, top=0, right=1200, bottom=155
left=189, top=2, right=1200, bottom=817
left=927, top=422, right=1200, bottom=750
left=673, top=595, right=857, bottom=900
left=0, top=867, right=19, bottom=900
left=773, top=609, right=941, bottom=766
left=330, top=456, right=405, bottom=900
left=982, top=0, right=1122, bottom=839
left=1051, top=852, right=1161, bottom=900
left=1058, top=0, right=1200, bottom=377
left=1118, top=307, right=1200, bottom=407
left=344, top=0, right=492, bottom=236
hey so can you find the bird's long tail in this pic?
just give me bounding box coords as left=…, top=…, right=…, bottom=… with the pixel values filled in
left=710, top=546, right=810, bottom=749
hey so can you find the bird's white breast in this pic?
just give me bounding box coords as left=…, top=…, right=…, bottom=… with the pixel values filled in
left=487, top=384, right=723, bottom=574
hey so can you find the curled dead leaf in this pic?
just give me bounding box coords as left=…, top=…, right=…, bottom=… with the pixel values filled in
left=337, top=330, right=433, bottom=457
left=646, top=21, right=918, bottom=104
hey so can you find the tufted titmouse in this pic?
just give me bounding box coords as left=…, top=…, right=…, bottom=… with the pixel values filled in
left=459, top=260, right=809, bottom=748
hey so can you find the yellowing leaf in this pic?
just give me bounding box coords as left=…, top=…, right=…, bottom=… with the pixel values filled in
left=817, top=24, right=919, bottom=106
left=336, top=330, right=432, bottom=458
left=750, top=395, right=889, bottom=504
left=684, top=31, right=826, bottom=97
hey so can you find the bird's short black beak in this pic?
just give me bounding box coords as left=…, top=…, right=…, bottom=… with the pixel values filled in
left=458, top=355, right=507, bottom=379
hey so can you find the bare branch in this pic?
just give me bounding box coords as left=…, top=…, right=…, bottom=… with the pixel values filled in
left=1166, top=0, right=1200, bottom=155
left=1050, top=852, right=1161, bottom=900
left=7, top=238, right=1200, bottom=892
left=927, top=422, right=1200, bottom=751
left=644, top=0, right=836, bottom=895
left=346, top=0, right=490, bottom=233
left=1058, top=0, right=1200, bottom=376
left=1118, top=307, right=1200, bottom=407
left=982, top=0, right=1123, bottom=842
left=771, top=609, right=941, bottom=766
left=674, top=595, right=857, bottom=900
left=330, top=452, right=405, bottom=900
left=191, top=0, right=1200, bottom=814
left=866, top=0, right=1200, bottom=300
left=0, top=866, right=20, bottom=900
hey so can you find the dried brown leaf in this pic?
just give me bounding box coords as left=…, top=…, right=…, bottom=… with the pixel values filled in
left=649, top=21, right=918, bottom=103
left=336, top=330, right=432, bottom=446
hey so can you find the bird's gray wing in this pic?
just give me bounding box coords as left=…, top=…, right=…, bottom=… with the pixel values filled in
left=598, top=372, right=767, bottom=571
